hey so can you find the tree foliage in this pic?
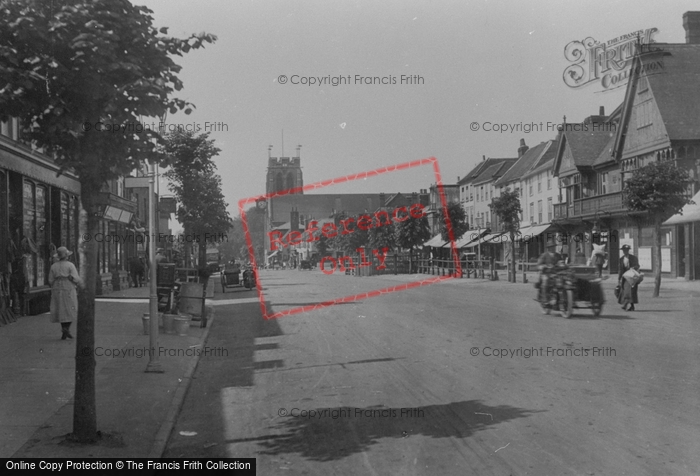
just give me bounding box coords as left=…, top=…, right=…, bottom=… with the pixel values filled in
left=489, top=189, right=522, bottom=234
left=0, top=0, right=216, bottom=442
left=161, top=131, right=231, bottom=273
left=623, top=161, right=693, bottom=297
left=490, top=189, right=522, bottom=282
left=623, top=161, right=692, bottom=217
left=219, top=206, right=266, bottom=264
left=439, top=201, right=469, bottom=242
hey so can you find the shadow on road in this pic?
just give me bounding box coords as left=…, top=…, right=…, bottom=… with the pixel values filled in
left=237, top=400, right=542, bottom=461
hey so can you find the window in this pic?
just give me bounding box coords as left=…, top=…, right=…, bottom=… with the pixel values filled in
left=547, top=197, right=553, bottom=222
left=538, top=175, right=542, bottom=193
left=530, top=202, right=534, bottom=222
left=529, top=179, right=533, bottom=196
left=547, top=172, right=551, bottom=190
left=538, top=200, right=542, bottom=224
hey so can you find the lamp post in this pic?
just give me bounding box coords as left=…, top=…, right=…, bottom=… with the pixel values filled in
left=145, top=157, right=163, bottom=373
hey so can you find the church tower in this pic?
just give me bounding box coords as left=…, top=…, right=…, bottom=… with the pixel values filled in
left=266, top=145, right=303, bottom=195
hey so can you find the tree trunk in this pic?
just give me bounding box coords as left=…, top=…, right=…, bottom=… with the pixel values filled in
left=653, top=217, right=662, bottom=297
left=510, top=231, right=516, bottom=283
left=73, top=190, right=98, bottom=442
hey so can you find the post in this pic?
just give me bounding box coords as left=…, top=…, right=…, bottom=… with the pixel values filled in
left=146, top=160, right=163, bottom=373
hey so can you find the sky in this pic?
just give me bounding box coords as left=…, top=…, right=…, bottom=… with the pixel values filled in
left=140, top=0, right=699, bottom=220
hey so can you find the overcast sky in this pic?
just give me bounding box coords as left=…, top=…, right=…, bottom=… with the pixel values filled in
left=140, top=0, right=698, bottom=219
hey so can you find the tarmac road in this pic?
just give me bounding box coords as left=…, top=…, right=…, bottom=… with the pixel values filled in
left=163, top=269, right=700, bottom=475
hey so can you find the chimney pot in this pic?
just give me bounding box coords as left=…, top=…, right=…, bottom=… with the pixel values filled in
left=518, top=138, right=529, bottom=157
left=482, top=155, right=486, bottom=161
left=683, top=11, right=700, bottom=44
left=599, top=106, right=605, bottom=116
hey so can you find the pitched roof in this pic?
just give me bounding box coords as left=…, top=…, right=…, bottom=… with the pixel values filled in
left=524, top=138, right=560, bottom=178
left=592, top=133, right=618, bottom=168
left=644, top=43, right=700, bottom=140
left=561, top=127, right=615, bottom=168
left=457, top=158, right=515, bottom=186
left=495, top=141, right=550, bottom=186
left=472, top=160, right=515, bottom=185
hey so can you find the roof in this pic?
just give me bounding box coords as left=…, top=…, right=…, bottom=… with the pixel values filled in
left=457, top=158, right=516, bottom=186
left=663, top=191, right=700, bottom=226
left=592, top=133, right=618, bottom=168
left=563, top=128, right=615, bottom=168
left=644, top=44, right=700, bottom=140
left=495, top=142, right=549, bottom=187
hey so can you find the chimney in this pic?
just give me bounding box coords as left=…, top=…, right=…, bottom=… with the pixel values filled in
left=518, top=138, right=529, bottom=157
left=457, top=176, right=460, bottom=182
left=683, top=12, right=700, bottom=44
left=482, top=155, right=486, bottom=161
left=379, top=192, right=385, bottom=207
left=599, top=106, right=605, bottom=116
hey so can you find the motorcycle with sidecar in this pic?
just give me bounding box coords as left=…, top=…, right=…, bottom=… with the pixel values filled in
left=537, top=264, right=605, bottom=318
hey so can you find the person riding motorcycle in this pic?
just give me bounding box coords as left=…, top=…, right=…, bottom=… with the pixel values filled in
left=536, top=245, right=563, bottom=309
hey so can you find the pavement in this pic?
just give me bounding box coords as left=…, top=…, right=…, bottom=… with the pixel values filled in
left=0, top=271, right=696, bottom=461
left=0, top=279, right=216, bottom=459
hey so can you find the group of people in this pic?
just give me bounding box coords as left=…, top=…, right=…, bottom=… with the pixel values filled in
left=536, top=242, right=640, bottom=312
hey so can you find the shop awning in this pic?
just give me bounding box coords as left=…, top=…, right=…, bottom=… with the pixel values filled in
left=480, top=232, right=509, bottom=244
left=663, top=191, right=700, bottom=226
left=266, top=250, right=279, bottom=260
left=424, top=234, right=448, bottom=247
left=448, top=229, right=490, bottom=248
left=515, top=224, right=553, bottom=241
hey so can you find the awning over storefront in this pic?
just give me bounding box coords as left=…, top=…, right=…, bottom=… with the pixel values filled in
left=424, top=234, right=447, bottom=247
left=449, top=229, right=490, bottom=248
left=515, top=224, right=553, bottom=242
left=663, top=191, right=700, bottom=226
left=266, top=250, right=279, bottom=261
left=480, top=232, right=509, bottom=244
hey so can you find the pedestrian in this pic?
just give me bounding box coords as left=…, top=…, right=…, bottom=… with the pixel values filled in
left=129, top=255, right=144, bottom=287
left=155, top=248, right=167, bottom=266
left=589, top=243, right=607, bottom=278
left=48, top=246, right=82, bottom=340
left=617, top=244, right=640, bottom=311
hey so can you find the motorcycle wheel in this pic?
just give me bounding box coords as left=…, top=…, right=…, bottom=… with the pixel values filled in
left=560, top=290, right=574, bottom=319
left=540, top=287, right=550, bottom=315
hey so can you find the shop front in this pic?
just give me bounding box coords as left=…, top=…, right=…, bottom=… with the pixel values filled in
left=1, top=141, right=81, bottom=315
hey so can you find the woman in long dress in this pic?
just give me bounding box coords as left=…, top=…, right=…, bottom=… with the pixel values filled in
left=617, top=244, right=639, bottom=311
left=48, top=247, right=82, bottom=339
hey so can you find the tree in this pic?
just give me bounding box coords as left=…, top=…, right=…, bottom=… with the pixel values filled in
left=439, top=201, right=469, bottom=243
left=490, top=189, right=522, bottom=283
left=0, top=0, right=216, bottom=442
left=368, top=221, right=396, bottom=251
left=623, top=161, right=693, bottom=297
left=161, top=131, right=231, bottom=297
left=220, top=206, right=266, bottom=264
left=394, top=214, right=431, bottom=273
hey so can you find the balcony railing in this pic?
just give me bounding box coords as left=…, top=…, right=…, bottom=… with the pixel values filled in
left=552, top=192, right=625, bottom=220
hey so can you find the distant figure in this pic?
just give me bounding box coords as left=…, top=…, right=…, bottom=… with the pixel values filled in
left=155, top=248, right=167, bottom=266
left=129, top=256, right=144, bottom=287
left=49, top=247, right=83, bottom=340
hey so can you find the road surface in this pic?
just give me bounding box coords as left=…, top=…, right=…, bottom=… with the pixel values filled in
left=164, top=269, right=700, bottom=475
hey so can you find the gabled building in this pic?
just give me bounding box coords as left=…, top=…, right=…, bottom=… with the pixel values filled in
left=458, top=156, right=517, bottom=231
left=552, top=108, right=620, bottom=265
left=609, top=12, right=700, bottom=279
left=495, top=138, right=560, bottom=260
